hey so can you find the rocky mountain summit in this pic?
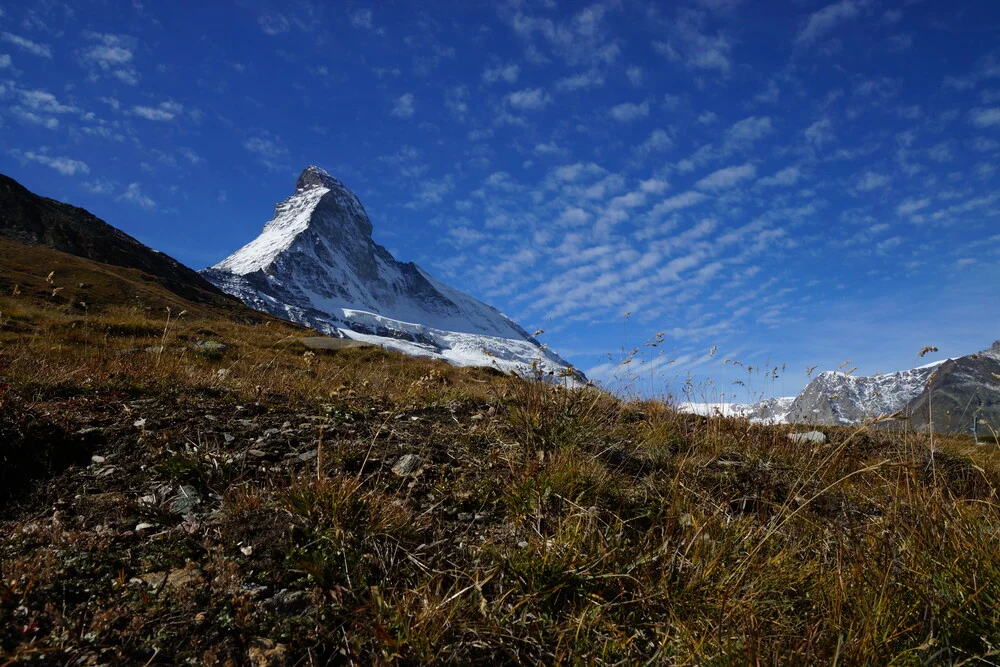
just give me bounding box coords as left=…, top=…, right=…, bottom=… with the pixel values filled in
left=784, top=362, right=942, bottom=427
left=904, top=340, right=1000, bottom=436
left=202, top=166, right=582, bottom=380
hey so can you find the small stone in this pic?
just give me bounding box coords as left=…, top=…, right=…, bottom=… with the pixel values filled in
left=135, top=522, right=155, bottom=531
left=392, top=454, right=423, bottom=477
left=223, top=433, right=235, bottom=443
left=788, top=430, right=827, bottom=444
left=91, top=455, right=106, bottom=464
left=240, top=545, right=253, bottom=556
left=171, top=485, right=201, bottom=515
left=297, top=450, right=317, bottom=461
left=133, top=418, right=146, bottom=428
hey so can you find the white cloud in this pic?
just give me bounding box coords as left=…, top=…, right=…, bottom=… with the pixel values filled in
left=797, top=0, right=862, bottom=45
left=556, top=207, right=591, bottom=227
left=969, top=107, right=1000, bottom=128
left=80, top=33, right=139, bottom=85
left=350, top=9, right=383, bottom=34
left=119, top=182, right=156, bottom=209
left=391, top=93, right=415, bottom=118
left=11, top=108, right=59, bottom=129
left=609, top=101, right=649, bottom=122
left=698, top=111, right=718, bottom=124
left=969, top=136, right=1000, bottom=152
left=636, top=128, right=672, bottom=154
left=855, top=171, right=891, bottom=191
left=534, top=142, right=565, bottom=156
left=648, top=191, right=709, bottom=219
left=445, top=86, right=468, bottom=121
left=178, top=147, right=201, bottom=164
left=758, top=166, right=801, bottom=187
left=653, top=10, right=732, bottom=73
left=244, top=135, right=289, bottom=170
left=556, top=70, right=605, bottom=92
left=895, top=198, right=930, bottom=216
left=1, top=31, right=51, bottom=58
left=131, top=101, right=183, bottom=121
left=506, top=3, right=620, bottom=67
left=19, top=89, right=78, bottom=114
left=482, top=63, right=520, bottom=85
left=258, top=13, right=290, bottom=35
left=876, top=235, right=903, bottom=254
left=626, top=66, right=644, bottom=86
left=0, top=54, right=10, bottom=68
left=695, top=163, right=756, bottom=191
left=507, top=88, right=552, bottom=111
left=726, top=115, right=772, bottom=145
left=804, top=117, right=835, bottom=147
left=16, top=151, right=89, bottom=175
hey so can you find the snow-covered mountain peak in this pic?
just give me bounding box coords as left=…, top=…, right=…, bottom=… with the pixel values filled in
left=202, top=167, right=584, bottom=383
left=211, top=168, right=373, bottom=276
left=296, top=165, right=342, bottom=192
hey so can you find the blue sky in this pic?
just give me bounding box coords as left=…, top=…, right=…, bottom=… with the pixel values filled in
left=1, top=0, right=998, bottom=400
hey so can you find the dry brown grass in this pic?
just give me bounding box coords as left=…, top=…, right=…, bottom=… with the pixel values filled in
left=3, top=256, right=1000, bottom=665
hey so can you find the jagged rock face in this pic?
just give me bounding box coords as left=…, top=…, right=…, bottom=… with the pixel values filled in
left=905, top=343, right=1000, bottom=435
left=202, top=166, right=582, bottom=381
left=785, top=364, right=940, bottom=426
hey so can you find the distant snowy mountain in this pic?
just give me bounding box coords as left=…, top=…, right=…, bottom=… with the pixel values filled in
left=202, top=166, right=583, bottom=381
left=676, top=397, right=795, bottom=424
left=784, top=361, right=944, bottom=426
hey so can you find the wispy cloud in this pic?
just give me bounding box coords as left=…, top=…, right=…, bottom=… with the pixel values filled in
left=258, top=13, right=290, bottom=35
left=556, top=69, right=605, bottom=92
left=969, top=107, right=1000, bottom=128
left=244, top=135, right=289, bottom=170
left=609, top=101, right=649, bottom=122
left=350, top=9, right=384, bottom=35
left=1, top=31, right=51, bottom=58
left=119, top=182, right=156, bottom=209
left=653, top=9, right=733, bottom=73
left=482, top=63, right=520, bottom=85
left=507, top=88, right=552, bottom=111
left=758, top=166, right=800, bottom=187
left=80, top=32, right=138, bottom=85
left=11, top=150, right=89, bottom=175
left=797, top=0, right=862, bottom=45
left=131, top=101, right=183, bottom=121
left=391, top=93, right=416, bottom=118
left=695, top=163, right=756, bottom=191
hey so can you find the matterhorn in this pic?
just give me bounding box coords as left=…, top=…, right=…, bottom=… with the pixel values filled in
left=202, top=166, right=582, bottom=381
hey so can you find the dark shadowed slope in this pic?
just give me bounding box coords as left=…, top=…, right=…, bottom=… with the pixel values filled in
left=0, top=173, right=234, bottom=310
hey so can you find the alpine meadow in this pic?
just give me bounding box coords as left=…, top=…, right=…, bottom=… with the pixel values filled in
left=1, top=1, right=1000, bottom=664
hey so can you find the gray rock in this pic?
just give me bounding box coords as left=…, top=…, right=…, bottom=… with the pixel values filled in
left=905, top=341, right=1000, bottom=436
left=192, top=340, right=227, bottom=357
left=392, top=454, right=423, bottom=477
left=171, top=485, right=201, bottom=515
left=262, top=589, right=311, bottom=614
left=788, top=430, right=827, bottom=444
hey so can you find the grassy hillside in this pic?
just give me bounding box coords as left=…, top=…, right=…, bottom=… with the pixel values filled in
left=3, top=243, right=1000, bottom=665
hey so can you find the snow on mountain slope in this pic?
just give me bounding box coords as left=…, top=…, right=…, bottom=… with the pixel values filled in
left=676, top=397, right=796, bottom=424
left=784, top=361, right=945, bottom=426
left=202, top=166, right=583, bottom=382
